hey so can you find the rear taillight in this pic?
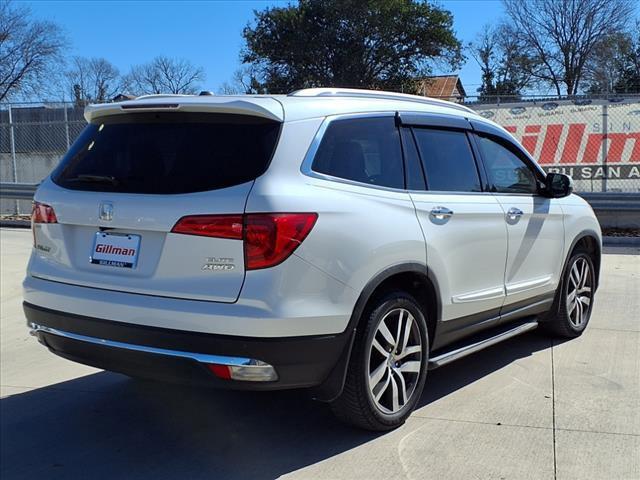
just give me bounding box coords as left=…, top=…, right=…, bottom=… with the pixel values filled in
left=171, top=212, right=317, bottom=270
left=31, top=202, right=58, bottom=224
left=171, top=215, right=243, bottom=239
left=31, top=201, right=57, bottom=247
left=206, top=364, right=232, bottom=380
left=244, top=213, right=317, bottom=270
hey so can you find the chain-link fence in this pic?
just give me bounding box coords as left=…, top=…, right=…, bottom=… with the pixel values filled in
left=2, top=95, right=640, bottom=214
left=467, top=95, right=640, bottom=193
left=1, top=103, right=86, bottom=214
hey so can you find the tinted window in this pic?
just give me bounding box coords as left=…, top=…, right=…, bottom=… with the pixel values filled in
left=412, top=128, right=481, bottom=192
left=476, top=135, right=538, bottom=194
left=401, top=127, right=426, bottom=190
left=53, top=113, right=280, bottom=194
left=312, top=117, right=404, bottom=189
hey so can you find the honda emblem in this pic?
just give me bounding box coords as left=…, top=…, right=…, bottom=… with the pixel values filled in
left=99, top=202, right=113, bottom=222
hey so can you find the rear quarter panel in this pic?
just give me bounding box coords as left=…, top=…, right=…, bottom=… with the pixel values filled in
left=245, top=119, right=427, bottom=332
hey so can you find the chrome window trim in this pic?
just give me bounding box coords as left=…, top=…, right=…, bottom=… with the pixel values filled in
left=409, top=190, right=493, bottom=197
left=489, top=192, right=544, bottom=197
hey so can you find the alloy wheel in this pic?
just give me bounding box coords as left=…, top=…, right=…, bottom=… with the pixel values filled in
left=566, top=257, right=593, bottom=328
left=367, top=308, right=423, bottom=414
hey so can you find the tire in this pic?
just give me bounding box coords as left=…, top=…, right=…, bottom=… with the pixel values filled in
left=541, top=249, right=595, bottom=338
left=330, top=290, right=429, bottom=431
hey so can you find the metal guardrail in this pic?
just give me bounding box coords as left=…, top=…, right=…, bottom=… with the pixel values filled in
left=578, top=192, right=640, bottom=212
left=0, top=182, right=38, bottom=201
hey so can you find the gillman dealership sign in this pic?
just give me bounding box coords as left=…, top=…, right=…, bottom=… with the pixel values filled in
left=474, top=99, right=640, bottom=181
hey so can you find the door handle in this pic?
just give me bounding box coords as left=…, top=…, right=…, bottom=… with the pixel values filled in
left=507, top=207, right=523, bottom=221
left=430, top=206, right=454, bottom=221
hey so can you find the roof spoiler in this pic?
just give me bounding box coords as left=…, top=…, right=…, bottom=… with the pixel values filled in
left=84, top=98, right=284, bottom=123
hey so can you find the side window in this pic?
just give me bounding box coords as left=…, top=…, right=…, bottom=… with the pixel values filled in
left=401, top=127, right=426, bottom=190
left=476, top=135, right=538, bottom=194
left=312, top=117, right=404, bottom=189
left=412, top=128, right=482, bottom=192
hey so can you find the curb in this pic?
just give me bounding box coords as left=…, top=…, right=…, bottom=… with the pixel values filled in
left=0, top=220, right=30, bottom=229
left=602, top=236, right=640, bottom=246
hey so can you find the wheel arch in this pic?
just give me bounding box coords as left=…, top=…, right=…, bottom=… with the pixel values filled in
left=312, top=263, right=441, bottom=402
left=347, top=264, right=441, bottom=342
left=565, top=229, right=602, bottom=291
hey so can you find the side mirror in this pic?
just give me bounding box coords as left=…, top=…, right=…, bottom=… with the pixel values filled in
left=544, top=173, right=573, bottom=198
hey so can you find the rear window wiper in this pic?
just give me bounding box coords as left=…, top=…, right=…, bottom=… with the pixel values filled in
left=65, top=174, right=120, bottom=185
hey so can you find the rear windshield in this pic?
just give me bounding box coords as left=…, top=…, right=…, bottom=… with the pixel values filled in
left=52, top=112, right=281, bottom=194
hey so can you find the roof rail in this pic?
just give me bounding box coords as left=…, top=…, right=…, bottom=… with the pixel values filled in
left=288, top=88, right=475, bottom=114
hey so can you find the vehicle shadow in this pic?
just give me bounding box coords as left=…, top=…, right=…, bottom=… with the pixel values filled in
left=0, top=332, right=554, bottom=480
left=417, top=331, right=555, bottom=409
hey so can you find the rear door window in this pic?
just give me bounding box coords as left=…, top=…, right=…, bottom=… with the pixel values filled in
left=312, top=117, right=404, bottom=189
left=52, top=112, right=281, bottom=194
left=412, top=128, right=482, bottom=192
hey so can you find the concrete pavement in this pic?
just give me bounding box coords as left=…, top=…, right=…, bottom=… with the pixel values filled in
left=1, top=227, right=638, bottom=479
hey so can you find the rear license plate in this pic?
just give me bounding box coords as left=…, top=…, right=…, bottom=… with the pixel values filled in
left=90, top=232, right=141, bottom=269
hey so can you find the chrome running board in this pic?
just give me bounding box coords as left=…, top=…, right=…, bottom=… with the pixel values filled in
left=428, top=321, right=539, bottom=370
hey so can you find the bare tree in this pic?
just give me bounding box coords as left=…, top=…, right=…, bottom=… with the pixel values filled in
left=0, top=0, right=66, bottom=101
left=218, top=66, right=265, bottom=95
left=585, top=21, right=640, bottom=94
left=584, top=33, right=632, bottom=94
left=468, top=24, right=540, bottom=100
left=503, top=0, right=634, bottom=96
left=66, top=56, right=122, bottom=105
left=125, top=56, right=205, bottom=95
left=619, top=21, right=640, bottom=93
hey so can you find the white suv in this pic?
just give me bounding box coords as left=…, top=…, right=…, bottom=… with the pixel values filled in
left=24, top=88, right=601, bottom=430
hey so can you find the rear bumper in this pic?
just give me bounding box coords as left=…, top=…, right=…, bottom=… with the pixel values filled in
left=22, top=274, right=354, bottom=338
left=24, top=302, right=351, bottom=391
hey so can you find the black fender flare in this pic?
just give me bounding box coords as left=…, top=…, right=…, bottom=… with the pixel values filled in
left=563, top=229, right=602, bottom=291
left=311, top=262, right=441, bottom=402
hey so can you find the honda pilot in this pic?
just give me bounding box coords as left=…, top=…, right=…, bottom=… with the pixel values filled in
left=24, top=89, right=601, bottom=430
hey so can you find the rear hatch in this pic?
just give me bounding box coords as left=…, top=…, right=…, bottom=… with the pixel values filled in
left=29, top=107, right=282, bottom=302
